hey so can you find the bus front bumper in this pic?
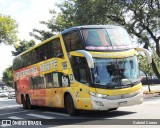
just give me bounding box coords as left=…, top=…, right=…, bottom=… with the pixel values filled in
left=90, top=90, right=143, bottom=110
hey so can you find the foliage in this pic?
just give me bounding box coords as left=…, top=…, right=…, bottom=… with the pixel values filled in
left=2, top=40, right=35, bottom=86
left=12, top=40, right=35, bottom=56
left=30, top=0, right=160, bottom=78
left=0, top=14, right=18, bottom=45
left=2, top=66, right=13, bottom=87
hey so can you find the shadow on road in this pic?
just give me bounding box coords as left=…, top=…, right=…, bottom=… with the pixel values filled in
left=19, top=106, right=137, bottom=125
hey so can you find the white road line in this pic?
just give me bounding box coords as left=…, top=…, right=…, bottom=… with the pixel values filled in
left=43, top=111, right=70, bottom=117
left=0, top=105, right=21, bottom=110
left=0, top=110, right=31, bottom=116
left=8, top=116, right=24, bottom=119
left=26, top=113, right=55, bottom=119
left=144, top=100, right=160, bottom=104
left=0, top=98, right=15, bottom=101
left=1, top=125, right=12, bottom=128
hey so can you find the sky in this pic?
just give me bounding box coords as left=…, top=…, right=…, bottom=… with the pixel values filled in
left=0, top=0, right=61, bottom=78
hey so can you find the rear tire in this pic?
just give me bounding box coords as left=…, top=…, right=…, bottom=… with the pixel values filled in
left=65, top=94, right=77, bottom=115
left=21, top=96, right=27, bottom=109
left=26, top=96, right=32, bottom=110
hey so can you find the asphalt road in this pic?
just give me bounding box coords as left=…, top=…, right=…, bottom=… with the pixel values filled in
left=0, top=94, right=160, bottom=128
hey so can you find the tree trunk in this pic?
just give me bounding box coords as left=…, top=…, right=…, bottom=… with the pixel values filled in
left=144, top=72, right=151, bottom=92
left=151, top=58, right=160, bottom=79
left=156, top=38, right=160, bottom=57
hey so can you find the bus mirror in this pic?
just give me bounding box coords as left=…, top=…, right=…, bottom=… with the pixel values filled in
left=76, top=50, right=94, bottom=68
left=135, top=47, right=152, bottom=64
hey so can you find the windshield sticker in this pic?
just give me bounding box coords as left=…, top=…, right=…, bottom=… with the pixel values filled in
left=62, top=76, right=69, bottom=87
left=86, top=46, right=113, bottom=50
left=70, top=74, right=74, bottom=84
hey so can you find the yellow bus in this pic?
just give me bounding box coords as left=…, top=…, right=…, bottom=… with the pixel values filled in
left=13, top=25, right=152, bottom=115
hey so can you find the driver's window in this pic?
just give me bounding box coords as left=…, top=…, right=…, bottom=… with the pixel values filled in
left=62, top=31, right=82, bottom=52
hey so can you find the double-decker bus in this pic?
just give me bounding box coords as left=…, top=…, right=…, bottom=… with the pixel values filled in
left=13, top=25, right=152, bottom=115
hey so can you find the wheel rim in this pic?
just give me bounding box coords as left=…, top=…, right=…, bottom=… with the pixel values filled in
left=66, top=95, right=75, bottom=115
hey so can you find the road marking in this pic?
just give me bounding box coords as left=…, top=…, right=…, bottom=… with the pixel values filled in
left=0, top=110, right=32, bottom=116
left=8, top=116, right=24, bottom=119
left=1, top=125, right=12, bottom=128
left=0, top=105, right=21, bottom=110
left=43, top=111, right=70, bottom=117
left=26, top=113, right=55, bottom=119
left=144, top=100, right=160, bottom=104
left=0, top=98, right=15, bottom=101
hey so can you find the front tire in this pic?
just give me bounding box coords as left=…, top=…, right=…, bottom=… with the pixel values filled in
left=65, top=94, right=77, bottom=115
left=108, top=108, right=118, bottom=111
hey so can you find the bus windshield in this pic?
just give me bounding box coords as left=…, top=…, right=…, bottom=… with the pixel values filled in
left=92, top=56, right=139, bottom=89
left=81, top=28, right=133, bottom=50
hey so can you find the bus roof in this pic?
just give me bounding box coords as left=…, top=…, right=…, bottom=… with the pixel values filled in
left=13, top=33, right=61, bottom=59
left=61, top=25, right=123, bottom=34
left=14, top=25, right=124, bottom=60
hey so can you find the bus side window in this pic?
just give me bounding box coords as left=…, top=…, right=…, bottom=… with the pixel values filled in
left=63, top=33, right=70, bottom=52
left=70, top=31, right=82, bottom=51
left=63, top=31, right=82, bottom=52
left=45, top=73, right=54, bottom=88
left=45, top=72, right=70, bottom=88
left=52, top=38, right=64, bottom=58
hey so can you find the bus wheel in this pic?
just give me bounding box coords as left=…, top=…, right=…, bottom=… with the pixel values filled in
left=26, top=96, right=32, bottom=110
left=65, top=94, right=77, bottom=115
left=108, top=108, right=118, bottom=111
left=21, top=96, right=27, bottom=109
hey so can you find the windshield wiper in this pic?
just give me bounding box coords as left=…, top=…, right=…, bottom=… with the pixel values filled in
left=115, top=61, right=134, bottom=86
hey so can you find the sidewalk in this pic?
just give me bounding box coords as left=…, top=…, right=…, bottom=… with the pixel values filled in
left=142, top=84, right=160, bottom=92
left=142, top=84, right=160, bottom=99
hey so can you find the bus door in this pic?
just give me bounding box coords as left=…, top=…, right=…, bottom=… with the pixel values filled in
left=70, top=55, right=93, bottom=110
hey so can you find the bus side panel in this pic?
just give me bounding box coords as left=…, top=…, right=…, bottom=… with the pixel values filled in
left=15, top=77, right=30, bottom=104
left=45, top=88, right=65, bottom=108
left=74, top=84, right=93, bottom=110
left=29, top=89, right=46, bottom=106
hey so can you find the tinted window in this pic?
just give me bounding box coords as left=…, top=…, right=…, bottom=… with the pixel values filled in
left=63, top=31, right=82, bottom=52
left=37, top=38, right=63, bottom=61
left=13, top=38, right=63, bottom=70
left=30, top=72, right=70, bottom=89
left=70, top=56, right=90, bottom=85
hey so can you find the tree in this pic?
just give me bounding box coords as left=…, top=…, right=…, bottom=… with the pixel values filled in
left=30, top=0, right=160, bottom=78
left=12, top=40, right=35, bottom=56
left=0, top=14, right=18, bottom=45
left=2, top=40, right=35, bottom=87
left=2, top=66, right=13, bottom=87
left=109, top=0, right=160, bottom=78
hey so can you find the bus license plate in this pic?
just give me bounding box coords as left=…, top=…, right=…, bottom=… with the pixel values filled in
left=118, top=101, right=127, bottom=106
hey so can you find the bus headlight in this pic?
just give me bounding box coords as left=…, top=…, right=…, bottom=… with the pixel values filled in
left=97, top=94, right=108, bottom=98
left=89, top=92, right=108, bottom=98
left=94, top=101, right=104, bottom=106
